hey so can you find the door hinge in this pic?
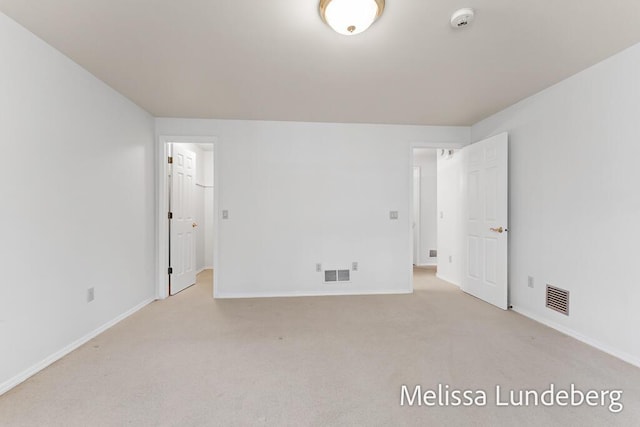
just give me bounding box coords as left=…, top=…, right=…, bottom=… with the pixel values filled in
left=168, top=267, right=173, bottom=275
left=168, top=212, right=173, bottom=219
left=168, top=156, right=173, bottom=164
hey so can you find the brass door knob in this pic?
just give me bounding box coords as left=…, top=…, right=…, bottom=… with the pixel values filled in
left=490, top=226, right=504, bottom=233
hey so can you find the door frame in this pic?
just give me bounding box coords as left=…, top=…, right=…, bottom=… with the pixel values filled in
left=409, top=142, right=467, bottom=289
left=157, top=135, right=219, bottom=300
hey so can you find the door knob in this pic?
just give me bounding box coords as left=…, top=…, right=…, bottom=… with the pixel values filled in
left=192, top=222, right=198, bottom=228
left=490, top=226, right=504, bottom=233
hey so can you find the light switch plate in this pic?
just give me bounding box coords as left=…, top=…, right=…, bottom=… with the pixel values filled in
left=222, top=210, right=229, bottom=219
left=389, top=211, right=399, bottom=220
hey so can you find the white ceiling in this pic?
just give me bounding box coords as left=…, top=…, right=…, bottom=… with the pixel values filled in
left=2, top=1, right=640, bottom=126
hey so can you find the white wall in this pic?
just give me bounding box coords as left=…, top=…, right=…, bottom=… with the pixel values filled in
left=412, top=167, right=420, bottom=263
left=203, top=151, right=215, bottom=268
left=156, top=119, right=469, bottom=297
left=472, top=42, right=640, bottom=366
left=413, top=149, right=438, bottom=266
left=436, top=150, right=463, bottom=286
left=0, top=12, right=156, bottom=393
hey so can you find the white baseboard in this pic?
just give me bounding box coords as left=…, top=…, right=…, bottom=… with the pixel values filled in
left=215, top=288, right=413, bottom=299
left=415, top=262, right=437, bottom=268
left=0, top=297, right=155, bottom=396
left=511, top=305, right=640, bottom=369
left=436, top=273, right=460, bottom=287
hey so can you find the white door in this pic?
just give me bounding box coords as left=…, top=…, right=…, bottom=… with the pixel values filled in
left=170, top=144, right=197, bottom=295
left=461, top=133, right=508, bottom=309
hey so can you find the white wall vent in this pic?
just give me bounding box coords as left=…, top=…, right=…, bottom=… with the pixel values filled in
left=325, top=269, right=350, bottom=282
left=546, top=285, right=569, bottom=316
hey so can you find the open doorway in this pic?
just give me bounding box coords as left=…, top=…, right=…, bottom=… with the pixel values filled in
left=411, top=146, right=463, bottom=289
left=410, top=134, right=509, bottom=310
left=157, top=136, right=218, bottom=300
left=168, top=142, right=214, bottom=295
left=412, top=150, right=438, bottom=268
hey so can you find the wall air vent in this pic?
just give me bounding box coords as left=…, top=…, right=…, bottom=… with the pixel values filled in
left=546, top=285, right=569, bottom=316
left=324, top=269, right=350, bottom=283
left=325, top=270, right=337, bottom=282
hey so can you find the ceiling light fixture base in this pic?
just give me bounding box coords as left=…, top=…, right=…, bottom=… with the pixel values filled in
left=319, top=0, right=385, bottom=36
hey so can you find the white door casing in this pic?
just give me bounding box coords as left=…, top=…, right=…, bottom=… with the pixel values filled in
left=461, top=133, right=508, bottom=310
left=170, top=144, right=197, bottom=295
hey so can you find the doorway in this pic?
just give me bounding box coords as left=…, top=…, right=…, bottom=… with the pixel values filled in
left=410, top=145, right=464, bottom=289
left=410, top=134, right=509, bottom=310
left=157, top=136, right=219, bottom=300
left=412, top=150, right=438, bottom=268
left=168, top=142, right=214, bottom=295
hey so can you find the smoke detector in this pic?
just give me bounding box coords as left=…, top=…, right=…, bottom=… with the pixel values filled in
left=450, top=8, right=475, bottom=29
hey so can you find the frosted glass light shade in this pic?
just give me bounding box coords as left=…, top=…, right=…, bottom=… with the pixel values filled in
left=319, top=0, right=385, bottom=36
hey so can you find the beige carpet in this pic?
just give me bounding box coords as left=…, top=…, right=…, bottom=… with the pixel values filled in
left=1, top=268, right=638, bottom=426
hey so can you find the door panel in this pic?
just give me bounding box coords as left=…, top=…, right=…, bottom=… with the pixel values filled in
left=485, top=167, right=497, bottom=220
left=467, top=236, right=480, bottom=278
left=461, top=133, right=508, bottom=310
left=485, top=237, right=498, bottom=284
left=170, top=145, right=197, bottom=295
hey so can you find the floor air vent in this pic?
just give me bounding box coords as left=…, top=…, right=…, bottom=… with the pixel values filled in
left=325, top=270, right=350, bottom=282
left=546, top=285, right=569, bottom=315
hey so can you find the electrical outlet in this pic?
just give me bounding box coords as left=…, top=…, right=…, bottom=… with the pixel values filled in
left=528, top=276, right=534, bottom=288
left=87, top=287, right=95, bottom=302
left=449, top=255, right=453, bottom=263
left=389, top=211, right=399, bottom=220
left=440, top=211, right=444, bottom=219
left=222, top=210, right=229, bottom=219
left=352, top=262, right=358, bottom=271
left=316, top=263, right=322, bottom=272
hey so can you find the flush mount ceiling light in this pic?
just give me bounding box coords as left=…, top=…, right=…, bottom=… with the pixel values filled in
left=319, top=0, right=385, bottom=36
